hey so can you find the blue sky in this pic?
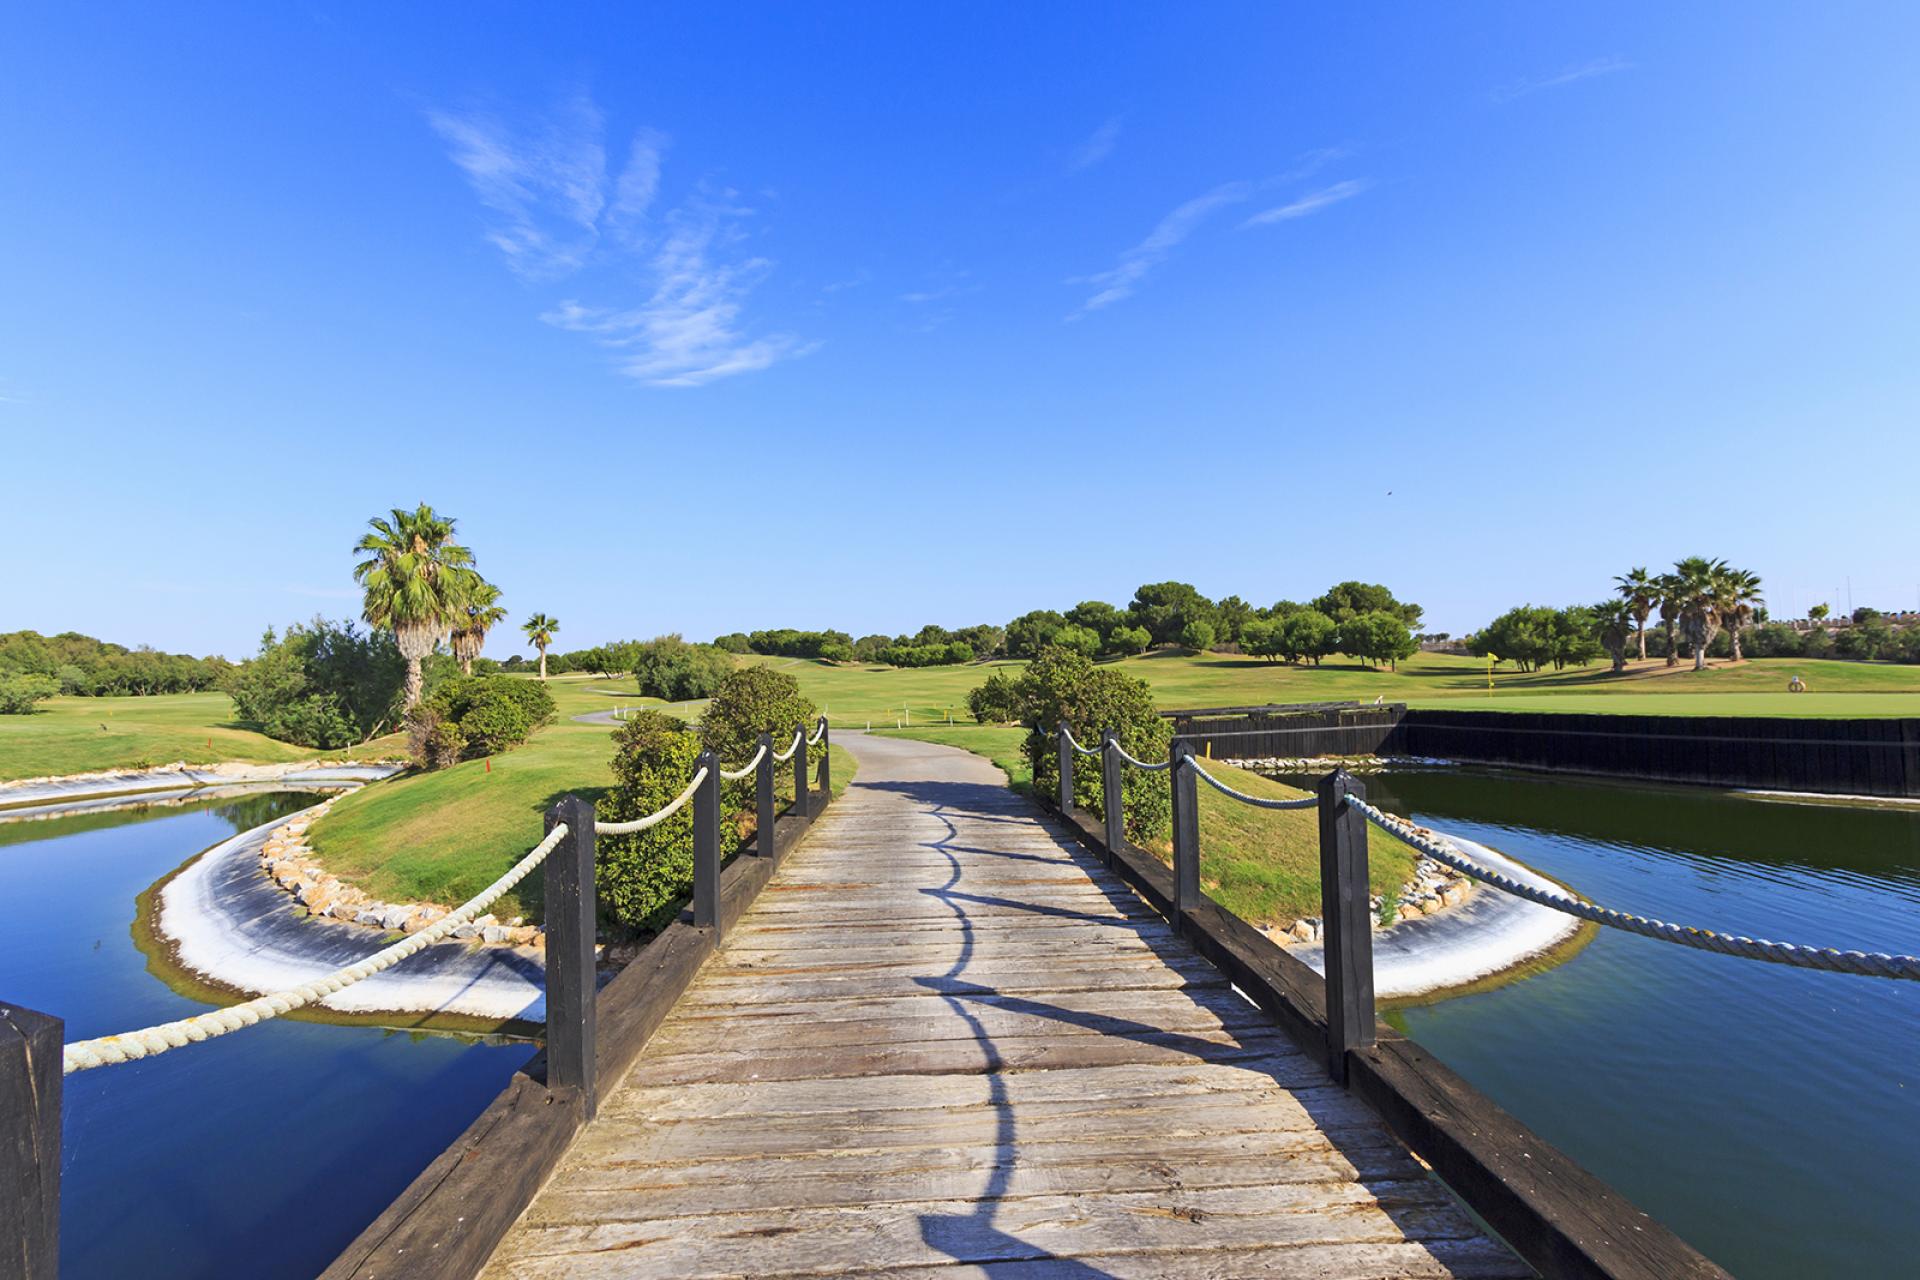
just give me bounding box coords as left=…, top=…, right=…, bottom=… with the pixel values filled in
left=4, top=4, right=1917, bottom=659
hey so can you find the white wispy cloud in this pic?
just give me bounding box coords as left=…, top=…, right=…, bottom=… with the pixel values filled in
left=431, top=95, right=805, bottom=386
left=1069, top=116, right=1123, bottom=173
left=1068, top=181, right=1252, bottom=316
left=542, top=194, right=815, bottom=388
left=1491, top=56, right=1634, bottom=104
left=1240, top=179, right=1371, bottom=228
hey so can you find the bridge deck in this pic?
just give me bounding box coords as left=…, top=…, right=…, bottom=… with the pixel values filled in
left=481, top=734, right=1529, bottom=1279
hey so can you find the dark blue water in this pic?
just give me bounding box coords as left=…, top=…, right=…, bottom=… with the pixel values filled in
left=1361, top=768, right=1920, bottom=1279
left=0, top=794, right=530, bottom=1280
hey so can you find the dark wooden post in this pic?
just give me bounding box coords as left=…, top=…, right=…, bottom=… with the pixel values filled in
left=693, top=750, right=722, bottom=937
left=1, top=1003, right=60, bottom=1280
left=1170, top=740, right=1200, bottom=916
left=1056, top=723, right=1074, bottom=813
left=1100, top=729, right=1124, bottom=856
left=542, top=796, right=598, bottom=1120
left=754, top=732, right=776, bottom=859
left=817, top=719, right=831, bottom=796
left=793, top=725, right=812, bottom=820
left=1316, top=769, right=1375, bottom=1085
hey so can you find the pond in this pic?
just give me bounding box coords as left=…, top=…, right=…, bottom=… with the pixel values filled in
left=0, top=793, right=530, bottom=1280
left=1311, top=766, right=1920, bottom=1279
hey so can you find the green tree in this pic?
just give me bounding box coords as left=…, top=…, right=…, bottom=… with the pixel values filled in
left=1281, top=609, right=1339, bottom=666
left=1178, top=619, right=1216, bottom=652
left=1240, top=617, right=1281, bottom=662
left=1591, top=600, right=1635, bottom=673
left=1470, top=605, right=1557, bottom=673
left=225, top=619, right=404, bottom=747
left=1655, top=572, right=1685, bottom=666
left=1127, top=582, right=1215, bottom=647
left=1005, top=609, right=1067, bottom=658
left=1339, top=611, right=1416, bottom=670
left=1613, top=567, right=1657, bottom=662
left=1049, top=624, right=1101, bottom=657
left=1808, top=603, right=1830, bottom=621
left=352, top=504, right=478, bottom=711
left=599, top=711, right=705, bottom=933
left=1015, top=646, right=1171, bottom=843
left=967, top=671, right=1022, bottom=724
left=0, top=674, right=58, bottom=714
left=701, top=666, right=818, bottom=812
left=1310, top=582, right=1423, bottom=630
left=521, top=611, right=559, bottom=680
left=1065, top=601, right=1123, bottom=642
left=450, top=579, right=507, bottom=677
left=1214, top=595, right=1253, bottom=646
left=1671, top=557, right=1729, bottom=671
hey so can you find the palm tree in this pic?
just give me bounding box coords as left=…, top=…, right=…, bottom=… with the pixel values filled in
left=1718, top=567, right=1765, bottom=663
left=353, top=504, right=475, bottom=711
left=1614, top=567, right=1657, bottom=662
left=1655, top=571, right=1684, bottom=667
left=1672, top=556, right=1729, bottom=671
left=451, top=579, right=507, bottom=677
left=522, top=612, right=559, bottom=679
left=1593, top=599, right=1634, bottom=673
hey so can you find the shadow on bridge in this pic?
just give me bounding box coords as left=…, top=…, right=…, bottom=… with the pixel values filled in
left=853, top=775, right=1461, bottom=1274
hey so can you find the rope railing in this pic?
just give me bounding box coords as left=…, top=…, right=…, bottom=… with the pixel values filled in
left=1183, top=756, right=1318, bottom=810
left=807, top=718, right=827, bottom=746
left=718, top=744, right=767, bottom=782
left=771, top=728, right=804, bottom=762
left=594, top=767, right=708, bottom=835
left=62, top=823, right=571, bottom=1074
left=1062, top=728, right=1101, bottom=758
left=1347, top=795, right=1920, bottom=982
left=1109, top=741, right=1170, bottom=772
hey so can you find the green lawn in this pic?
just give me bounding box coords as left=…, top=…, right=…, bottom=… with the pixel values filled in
left=310, top=709, right=854, bottom=922
left=0, top=691, right=407, bottom=783
left=875, top=725, right=1411, bottom=927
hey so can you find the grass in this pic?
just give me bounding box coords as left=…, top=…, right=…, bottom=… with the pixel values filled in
left=876, top=725, right=1412, bottom=927
left=0, top=691, right=407, bottom=783
left=742, top=650, right=1920, bottom=723
left=310, top=706, right=856, bottom=922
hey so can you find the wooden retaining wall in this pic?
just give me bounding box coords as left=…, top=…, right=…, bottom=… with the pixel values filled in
left=1169, top=703, right=1920, bottom=798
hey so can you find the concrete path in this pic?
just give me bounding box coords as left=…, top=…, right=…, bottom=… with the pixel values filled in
left=479, top=733, right=1526, bottom=1278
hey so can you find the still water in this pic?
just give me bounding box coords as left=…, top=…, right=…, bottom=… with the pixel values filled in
left=0, top=794, right=530, bottom=1280
left=1347, top=767, right=1920, bottom=1279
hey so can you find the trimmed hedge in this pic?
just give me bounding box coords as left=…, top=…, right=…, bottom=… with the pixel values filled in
left=598, top=711, right=704, bottom=933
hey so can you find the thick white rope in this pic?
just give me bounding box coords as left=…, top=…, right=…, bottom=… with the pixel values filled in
left=719, top=744, right=767, bottom=782
left=1062, top=729, right=1102, bottom=758
left=63, top=824, right=570, bottom=1074
left=595, top=767, right=708, bottom=835
left=1349, top=796, right=1920, bottom=982
left=771, top=729, right=804, bottom=763
left=807, top=719, right=828, bottom=745
left=1183, top=757, right=1318, bottom=810
left=1109, top=741, right=1170, bottom=772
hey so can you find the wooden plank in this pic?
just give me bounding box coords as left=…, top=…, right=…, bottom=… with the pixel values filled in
left=814, top=1237, right=1534, bottom=1279
left=0, top=1003, right=60, bottom=1280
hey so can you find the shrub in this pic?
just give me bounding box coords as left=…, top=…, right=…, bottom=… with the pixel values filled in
left=876, top=641, right=974, bottom=667
left=225, top=619, right=403, bottom=748
left=967, top=671, right=1022, bottom=724
left=0, top=673, right=58, bottom=714
left=1051, top=624, right=1100, bottom=658
left=1102, top=624, right=1151, bottom=657
left=700, top=666, right=818, bottom=811
left=632, top=635, right=735, bottom=701
left=712, top=632, right=752, bottom=654
left=599, top=711, right=705, bottom=933
left=1016, top=646, right=1171, bottom=844
left=408, top=674, right=555, bottom=768
left=1179, top=620, right=1216, bottom=652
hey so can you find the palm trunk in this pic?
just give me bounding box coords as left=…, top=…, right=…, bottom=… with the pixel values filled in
left=1636, top=622, right=1647, bottom=662
left=1730, top=625, right=1743, bottom=663
left=538, top=648, right=548, bottom=680
left=1664, top=621, right=1678, bottom=666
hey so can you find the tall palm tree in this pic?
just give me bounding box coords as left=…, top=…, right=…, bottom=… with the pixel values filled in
left=1614, top=567, right=1657, bottom=662
left=451, top=579, right=507, bottom=676
left=1672, top=556, right=1729, bottom=671
left=522, top=612, right=559, bottom=680
left=1718, top=566, right=1765, bottom=663
left=353, top=504, right=475, bottom=711
left=1654, top=572, right=1684, bottom=666
left=1593, top=599, right=1635, bottom=673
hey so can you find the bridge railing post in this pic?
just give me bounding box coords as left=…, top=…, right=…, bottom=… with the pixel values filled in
left=1317, top=769, right=1375, bottom=1085
left=1056, top=723, right=1074, bottom=813
left=693, top=751, right=722, bottom=937
left=755, top=732, right=776, bottom=859
left=542, top=796, right=598, bottom=1121
left=1100, top=729, right=1124, bottom=858
left=1170, top=740, right=1200, bottom=916
left=793, top=725, right=812, bottom=820
left=1, top=1001, right=60, bottom=1280
left=817, top=719, right=831, bottom=797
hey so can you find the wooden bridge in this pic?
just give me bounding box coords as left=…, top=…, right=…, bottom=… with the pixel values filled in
left=477, top=734, right=1526, bottom=1278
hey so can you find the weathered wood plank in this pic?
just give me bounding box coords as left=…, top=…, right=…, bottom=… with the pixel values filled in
left=814, top=1237, right=1536, bottom=1279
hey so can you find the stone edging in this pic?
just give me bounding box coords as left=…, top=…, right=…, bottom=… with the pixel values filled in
left=257, top=798, right=544, bottom=950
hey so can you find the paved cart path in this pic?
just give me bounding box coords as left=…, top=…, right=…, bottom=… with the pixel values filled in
left=482, top=733, right=1527, bottom=1278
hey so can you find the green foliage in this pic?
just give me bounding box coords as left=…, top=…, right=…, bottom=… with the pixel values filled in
left=599, top=711, right=704, bottom=933
left=876, top=640, right=975, bottom=667
left=700, top=665, right=818, bottom=809
left=951, top=624, right=1007, bottom=659
left=1050, top=624, right=1100, bottom=658
left=1066, top=600, right=1123, bottom=640
left=1338, top=611, right=1418, bottom=670
left=1005, top=609, right=1067, bottom=658
left=966, top=671, right=1022, bottom=724
left=1127, top=581, right=1215, bottom=647
left=1178, top=619, right=1216, bottom=652
left=1214, top=595, right=1253, bottom=646
left=408, top=674, right=557, bottom=767
left=1469, top=605, right=1601, bottom=673
left=632, top=635, right=735, bottom=701
left=852, top=634, right=891, bottom=662
left=0, top=674, right=59, bottom=714
left=748, top=628, right=853, bottom=658
left=712, top=632, right=752, bottom=654
left=1103, top=624, right=1151, bottom=657
left=225, top=619, right=404, bottom=748
left=0, top=630, right=230, bottom=696
left=1016, top=646, right=1171, bottom=844
left=1310, top=581, right=1424, bottom=630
